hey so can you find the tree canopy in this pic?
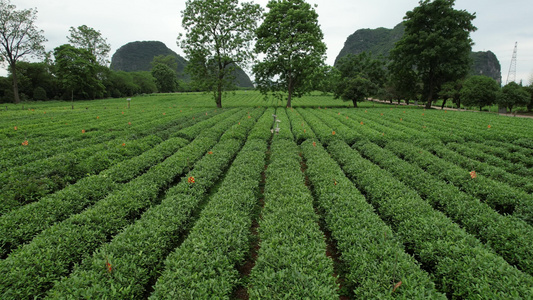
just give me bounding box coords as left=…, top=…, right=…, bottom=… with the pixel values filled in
left=390, top=0, right=476, bottom=109
left=54, top=44, right=105, bottom=100
left=334, top=52, right=386, bottom=107
left=179, top=0, right=263, bottom=108
left=498, top=82, right=531, bottom=112
left=253, top=0, right=326, bottom=107
left=68, top=25, right=111, bottom=66
left=151, top=63, right=178, bottom=93
left=460, top=75, right=499, bottom=110
left=0, top=0, right=47, bottom=103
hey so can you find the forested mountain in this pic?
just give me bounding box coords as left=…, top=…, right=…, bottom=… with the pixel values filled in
left=110, top=41, right=254, bottom=88
left=335, top=23, right=502, bottom=83
left=111, top=41, right=187, bottom=74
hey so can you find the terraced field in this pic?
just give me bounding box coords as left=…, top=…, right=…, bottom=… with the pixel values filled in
left=1, top=92, right=533, bottom=299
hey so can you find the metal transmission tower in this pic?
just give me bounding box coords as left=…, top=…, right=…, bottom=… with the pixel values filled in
left=506, top=42, right=518, bottom=84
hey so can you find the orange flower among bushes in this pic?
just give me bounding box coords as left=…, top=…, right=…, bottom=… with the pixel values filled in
left=188, top=176, right=195, bottom=184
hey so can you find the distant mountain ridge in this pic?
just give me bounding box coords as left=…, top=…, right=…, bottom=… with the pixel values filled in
left=335, top=23, right=502, bottom=83
left=110, top=41, right=254, bottom=88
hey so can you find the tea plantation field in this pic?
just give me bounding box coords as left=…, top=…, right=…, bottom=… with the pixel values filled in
left=1, top=91, right=533, bottom=299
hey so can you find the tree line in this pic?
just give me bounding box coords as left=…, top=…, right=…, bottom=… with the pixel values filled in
left=1, top=0, right=532, bottom=112
left=0, top=1, right=189, bottom=104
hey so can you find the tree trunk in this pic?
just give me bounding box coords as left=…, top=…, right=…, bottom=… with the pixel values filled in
left=216, top=81, right=222, bottom=108
left=286, top=77, right=293, bottom=108
left=441, top=98, right=447, bottom=109
left=425, top=97, right=433, bottom=109
left=11, top=63, right=20, bottom=104
left=352, top=99, right=358, bottom=108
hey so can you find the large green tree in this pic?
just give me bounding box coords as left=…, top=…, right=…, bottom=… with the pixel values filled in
left=390, top=0, right=476, bottom=109
left=254, top=0, right=326, bottom=107
left=179, top=0, right=262, bottom=108
left=8, top=61, right=57, bottom=101
left=497, top=82, right=530, bottom=113
left=54, top=44, right=105, bottom=100
left=151, top=63, right=177, bottom=93
left=0, top=0, right=47, bottom=104
left=68, top=25, right=111, bottom=66
left=334, top=52, right=386, bottom=107
left=460, top=75, right=499, bottom=111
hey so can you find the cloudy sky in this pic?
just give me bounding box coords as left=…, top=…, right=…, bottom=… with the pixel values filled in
left=2, top=0, right=533, bottom=84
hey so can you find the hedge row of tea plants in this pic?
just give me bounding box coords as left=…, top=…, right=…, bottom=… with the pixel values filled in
left=0, top=106, right=205, bottom=170
left=335, top=109, right=413, bottom=145
left=0, top=109, right=248, bottom=299
left=150, top=139, right=267, bottom=299
left=248, top=138, right=338, bottom=298
left=418, top=141, right=533, bottom=193
left=354, top=140, right=533, bottom=275
left=306, top=108, right=361, bottom=145
left=248, top=107, right=276, bottom=140
left=176, top=108, right=241, bottom=141
left=481, top=140, right=533, bottom=168
left=0, top=134, right=163, bottom=215
left=0, top=136, right=189, bottom=258
left=47, top=108, right=266, bottom=299
left=296, top=108, right=339, bottom=146
left=446, top=142, right=533, bottom=178
left=47, top=136, right=248, bottom=299
left=286, top=108, right=316, bottom=144
left=386, top=141, right=533, bottom=225
left=327, top=140, right=533, bottom=298
left=301, top=140, right=444, bottom=299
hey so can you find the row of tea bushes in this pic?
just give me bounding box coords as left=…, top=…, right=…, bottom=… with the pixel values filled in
left=354, top=140, right=533, bottom=275
left=0, top=109, right=249, bottom=299
left=328, top=140, right=533, bottom=298
left=301, top=139, right=444, bottom=298
left=248, top=138, right=339, bottom=298
left=386, top=141, right=533, bottom=225
left=0, top=136, right=189, bottom=258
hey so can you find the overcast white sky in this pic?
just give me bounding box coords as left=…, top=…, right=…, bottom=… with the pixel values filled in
left=2, top=0, right=533, bottom=84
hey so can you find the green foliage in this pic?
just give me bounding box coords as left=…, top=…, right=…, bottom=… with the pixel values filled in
left=0, top=0, right=47, bottom=103
left=67, top=25, right=111, bottom=66
left=54, top=44, right=106, bottom=100
left=32, top=86, right=47, bottom=100
left=525, top=84, right=533, bottom=111
left=151, top=63, right=178, bottom=93
left=302, top=140, right=444, bottom=298
left=497, top=82, right=531, bottom=112
left=248, top=137, right=338, bottom=298
left=334, top=52, right=386, bottom=107
left=8, top=62, right=58, bottom=100
left=254, top=0, right=326, bottom=107
left=327, top=139, right=533, bottom=298
left=390, top=0, right=476, bottom=108
left=151, top=55, right=178, bottom=71
left=179, top=0, right=262, bottom=108
left=438, top=79, right=463, bottom=108
left=312, top=65, right=340, bottom=94
left=356, top=140, right=533, bottom=276
left=460, top=75, right=500, bottom=110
